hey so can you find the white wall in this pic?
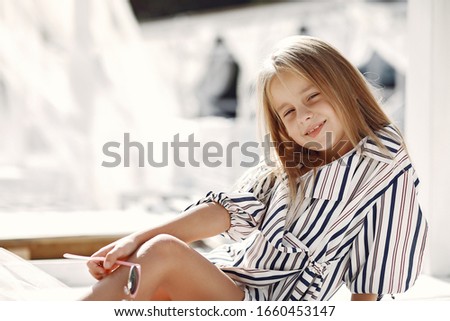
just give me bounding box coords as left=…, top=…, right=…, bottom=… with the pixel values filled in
left=405, top=0, right=450, bottom=277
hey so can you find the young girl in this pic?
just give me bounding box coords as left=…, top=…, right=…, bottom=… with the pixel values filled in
left=80, top=36, right=428, bottom=301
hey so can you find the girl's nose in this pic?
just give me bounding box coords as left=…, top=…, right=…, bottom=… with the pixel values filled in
left=297, top=108, right=313, bottom=124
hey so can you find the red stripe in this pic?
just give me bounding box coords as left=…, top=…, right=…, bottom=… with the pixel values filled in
left=329, top=161, right=341, bottom=199
left=319, top=165, right=331, bottom=198
left=398, top=180, right=415, bottom=291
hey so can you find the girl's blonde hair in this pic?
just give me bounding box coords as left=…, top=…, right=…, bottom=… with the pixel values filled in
left=257, top=35, right=392, bottom=199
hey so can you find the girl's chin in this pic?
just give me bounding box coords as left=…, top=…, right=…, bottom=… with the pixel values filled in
left=302, top=140, right=330, bottom=151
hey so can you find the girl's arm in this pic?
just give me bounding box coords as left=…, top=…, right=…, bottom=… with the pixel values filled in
left=132, top=202, right=230, bottom=245
left=91, top=202, right=230, bottom=272
left=351, top=293, right=378, bottom=301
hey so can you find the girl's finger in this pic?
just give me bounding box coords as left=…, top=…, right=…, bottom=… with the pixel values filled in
left=103, top=248, right=124, bottom=270
left=87, top=259, right=106, bottom=275
left=90, top=270, right=105, bottom=280
left=91, top=241, right=117, bottom=258
left=87, top=264, right=105, bottom=280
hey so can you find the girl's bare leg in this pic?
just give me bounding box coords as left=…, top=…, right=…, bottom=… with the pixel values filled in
left=81, top=234, right=244, bottom=301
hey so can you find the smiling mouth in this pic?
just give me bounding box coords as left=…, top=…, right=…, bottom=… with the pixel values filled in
left=305, top=121, right=326, bottom=138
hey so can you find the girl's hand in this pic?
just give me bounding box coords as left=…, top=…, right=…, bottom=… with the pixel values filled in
left=87, top=236, right=139, bottom=280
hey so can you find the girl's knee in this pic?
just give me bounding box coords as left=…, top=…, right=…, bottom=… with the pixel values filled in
left=136, top=234, right=187, bottom=263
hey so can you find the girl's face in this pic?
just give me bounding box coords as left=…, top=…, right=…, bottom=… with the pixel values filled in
left=269, top=71, right=353, bottom=159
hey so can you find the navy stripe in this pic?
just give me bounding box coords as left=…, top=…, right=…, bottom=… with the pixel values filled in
left=270, top=251, right=282, bottom=270
left=386, top=146, right=397, bottom=153
left=366, top=144, right=397, bottom=153
left=323, top=258, right=345, bottom=298
left=230, top=196, right=261, bottom=203
left=280, top=253, right=291, bottom=270
left=337, top=153, right=354, bottom=201
left=377, top=133, right=401, bottom=147
left=298, top=274, right=311, bottom=288
left=306, top=201, right=340, bottom=248
left=233, top=252, right=244, bottom=267
left=261, top=204, right=287, bottom=230
left=405, top=207, right=423, bottom=289
left=353, top=155, right=364, bottom=179
left=224, top=269, right=298, bottom=282
left=347, top=260, right=353, bottom=289
left=311, top=169, right=322, bottom=196
left=250, top=207, right=265, bottom=218
left=314, top=247, right=327, bottom=262
left=378, top=180, right=397, bottom=292
left=299, top=255, right=309, bottom=270
left=300, top=200, right=330, bottom=243
left=360, top=205, right=373, bottom=293
left=334, top=231, right=359, bottom=260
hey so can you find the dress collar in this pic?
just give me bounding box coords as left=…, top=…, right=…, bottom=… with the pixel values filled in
left=292, top=124, right=403, bottom=201
left=359, top=124, right=403, bottom=163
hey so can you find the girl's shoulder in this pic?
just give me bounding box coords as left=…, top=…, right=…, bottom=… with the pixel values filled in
left=231, top=159, right=280, bottom=193
left=361, top=123, right=406, bottom=164
left=374, top=123, right=404, bottom=147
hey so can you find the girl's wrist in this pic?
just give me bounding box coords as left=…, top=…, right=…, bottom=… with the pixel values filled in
left=130, top=228, right=157, bottom=246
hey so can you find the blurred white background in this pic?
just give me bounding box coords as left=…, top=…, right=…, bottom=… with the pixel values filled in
left=0, top=0, right=407, bottom=211
left=0, top=0, right=449, bottom=279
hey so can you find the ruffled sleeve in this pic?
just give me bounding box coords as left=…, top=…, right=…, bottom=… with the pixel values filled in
left=344, top=164, right=428, bottom=297
left=184, top=162, right=276, bottom=241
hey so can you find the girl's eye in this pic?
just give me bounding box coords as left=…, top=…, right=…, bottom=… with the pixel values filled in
left=307, top=93, right=320, bottom=102
left=283, top=109, right=295, bottom=118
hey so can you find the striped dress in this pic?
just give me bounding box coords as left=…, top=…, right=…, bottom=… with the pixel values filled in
left=187, top=125, right=428, bottom=300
